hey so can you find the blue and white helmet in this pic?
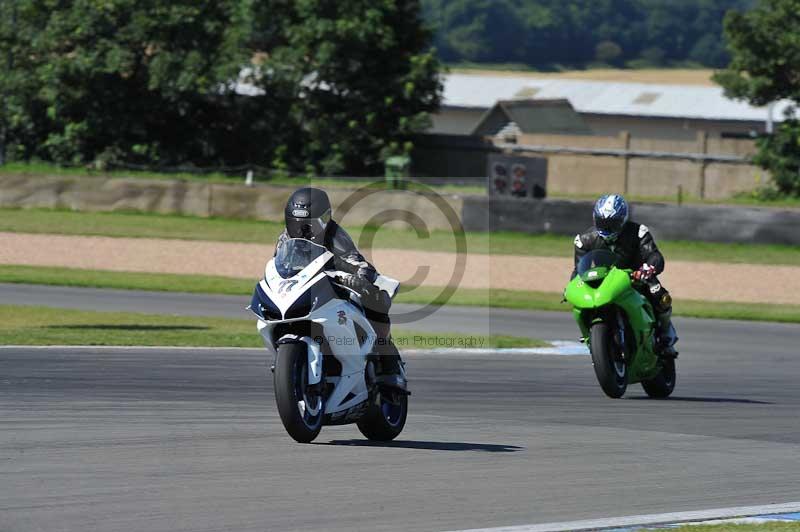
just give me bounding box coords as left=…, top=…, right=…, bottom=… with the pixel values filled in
left=593, top=194, right=629, bottom=240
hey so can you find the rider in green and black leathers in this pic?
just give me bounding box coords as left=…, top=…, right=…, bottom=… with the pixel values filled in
left=277, top=187, right=407, bottom=390
left=571, top=194, right=678, bottom=358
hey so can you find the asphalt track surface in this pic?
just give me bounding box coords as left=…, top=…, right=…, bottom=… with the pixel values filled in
left=2, top=283, right=800, bottom=531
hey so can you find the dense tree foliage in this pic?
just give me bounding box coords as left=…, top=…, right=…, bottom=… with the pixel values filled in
left=0, top=0, right=259, bottom=165
left=0, top=0, right=440, bottom=174
left=262, top=0, right=441, bottom=175
left=752, top=121, right=800, bottom=197
left=714, top=0, right=800, bottom=196
left=421, top=0, right=754, bottom=69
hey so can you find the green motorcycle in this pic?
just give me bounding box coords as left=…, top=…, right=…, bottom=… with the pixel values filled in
left=564, top=249, right=676, bottom=399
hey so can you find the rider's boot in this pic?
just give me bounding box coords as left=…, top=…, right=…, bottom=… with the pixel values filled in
left=655, top=309, right=679, bottom=358
left=374, top=337, right=407, bottom=392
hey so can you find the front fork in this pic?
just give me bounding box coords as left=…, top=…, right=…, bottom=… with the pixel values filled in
left=577, top=308, right=626, bottom=357
left=613, top=312, right=626, bottom=357
left=274, top=334, right=324, bottom=388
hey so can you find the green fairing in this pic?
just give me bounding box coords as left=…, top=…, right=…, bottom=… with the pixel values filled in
left=565, top=267, right=660, bottom=383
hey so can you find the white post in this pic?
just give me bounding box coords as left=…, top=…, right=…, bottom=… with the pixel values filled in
left=245, top=169, right=254, bottom=186
left=766, top=102, right=776, bottom=134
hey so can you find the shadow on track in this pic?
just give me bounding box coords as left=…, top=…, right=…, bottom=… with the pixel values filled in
left=320, top=440, right=523, bottom=452
left=48, top=325, right=209, bottom=331
left=626, top=396, right=773, bottom=405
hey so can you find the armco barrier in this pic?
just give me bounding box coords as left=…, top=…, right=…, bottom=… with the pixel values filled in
left=1, top=174, right=798, bottom=245
left=0, top=174, right=462, bottom=232
left=461, top=196, right=800, bottom=245
left=0, top=174, right=213, bottom=217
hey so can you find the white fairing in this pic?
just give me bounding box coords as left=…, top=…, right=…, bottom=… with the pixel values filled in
left=255, top=240, right=384, bottom=419
left=300, top=336, right=323, bottom=385
left=374, top=274, right=400, bottom=299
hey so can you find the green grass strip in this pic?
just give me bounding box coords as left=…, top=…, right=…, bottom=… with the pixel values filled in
left=673, top=300, right=800, bottom=324
left=0, top=305, right=545, bottom=349
left=2, top=207, right=800, bottom=265
left=0, top=207, right=281, bottom=244
left=0, top=305, right=259, bottom=347
left=0, top=265, right=256, bottom=295
left=2, top=265, right=799, bottom=324
left=403, top=284, right=800, bottom=323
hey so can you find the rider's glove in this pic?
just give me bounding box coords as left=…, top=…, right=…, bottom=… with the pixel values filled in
left=340, top=273, right=374, bottom=294
left=633, top=263, right=655, bottom=282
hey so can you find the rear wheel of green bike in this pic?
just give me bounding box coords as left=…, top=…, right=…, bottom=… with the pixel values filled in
left=590, top=322, right=627, bottom=398
left=642, top=358, right=676, bottom=398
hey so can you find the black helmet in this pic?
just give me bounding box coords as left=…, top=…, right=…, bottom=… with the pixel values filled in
left=284, top=187, right=332, bottom=244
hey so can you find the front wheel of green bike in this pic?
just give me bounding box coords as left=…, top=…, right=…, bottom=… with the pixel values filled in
left=590, top=322, right=627, bottom=399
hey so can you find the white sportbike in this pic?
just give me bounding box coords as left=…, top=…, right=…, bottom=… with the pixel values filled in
left=249, top=237, right=407, bottom=443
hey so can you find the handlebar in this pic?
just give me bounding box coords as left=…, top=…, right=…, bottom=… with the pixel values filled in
left=325, top=271, right=365, bottom=298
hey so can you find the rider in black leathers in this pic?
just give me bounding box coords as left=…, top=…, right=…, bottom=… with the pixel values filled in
left=276, top=187, right=407, bottom=390
left=572, top=194, right=678, bottom=358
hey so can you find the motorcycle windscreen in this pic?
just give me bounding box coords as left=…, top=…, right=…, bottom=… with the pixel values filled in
left=274, top=238, right=330, bottom=279
left=576, top=249, right=619, bottom=276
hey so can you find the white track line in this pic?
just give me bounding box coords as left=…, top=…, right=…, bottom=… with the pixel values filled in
left=0, top=341, right=589, bottom=356
left=444, top=502, right=800, bottom=532
left=405, top=341, right=588, bottom=356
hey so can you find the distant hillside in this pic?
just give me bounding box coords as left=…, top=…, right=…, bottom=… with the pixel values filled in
left=422, top=0, right=755, bottom=70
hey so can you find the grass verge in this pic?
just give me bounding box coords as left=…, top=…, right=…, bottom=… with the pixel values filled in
left=0, top=265, right=256, bottom=295
left=3, top=207, right=800, bottom=265
left=0, top=305, right=546, bottom=349
left=2, top=265, right=800, bottom=324
left=405, top=285, right=800, bottom=324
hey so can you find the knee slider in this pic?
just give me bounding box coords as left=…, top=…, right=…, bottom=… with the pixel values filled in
left=658, top=292, right=672, bottom=312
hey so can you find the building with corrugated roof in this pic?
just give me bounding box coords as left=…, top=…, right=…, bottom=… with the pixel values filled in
left=433, top=73, right=792, bottom=141
left=470, top=99, right=591, bottom=137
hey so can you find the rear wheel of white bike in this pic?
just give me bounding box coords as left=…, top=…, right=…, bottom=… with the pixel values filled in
left=357, top=389, right=407, bottom=441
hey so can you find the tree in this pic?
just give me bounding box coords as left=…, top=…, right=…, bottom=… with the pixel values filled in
left=438, top=0, right=528, bottom=63
left=262, top=0, right=441, bottom=175
left=639, top=46, right=666, bottom=66
left=595, top=40, right=623, bottom=65
left=714, top=0, right=800, bottom=195
left=713, top=0, right=800, bottom=105
left=419, top=0, right=752, bottom=70
left=0, top=0, right=46, bottom=163
left=752, top=121, right=800, bottom=196
left=0, top=0, right=440, bottom=175
left=0, top=0, right=273, bottom=166
left=689, top=34, right=729, bottom=67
